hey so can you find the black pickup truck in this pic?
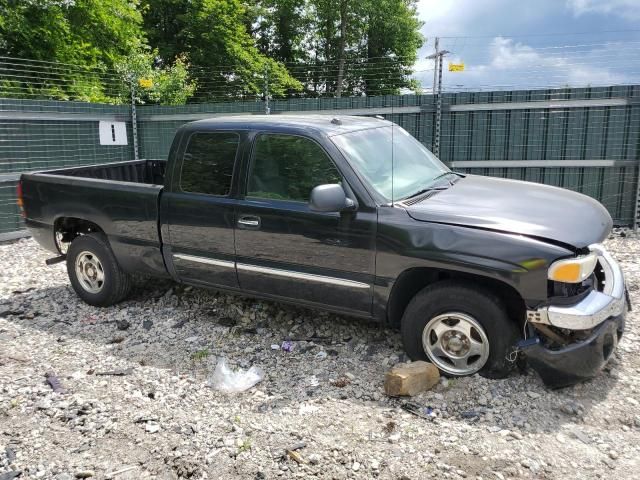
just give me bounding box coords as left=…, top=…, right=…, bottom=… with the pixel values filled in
left=19, top=115, right=627, bottom=387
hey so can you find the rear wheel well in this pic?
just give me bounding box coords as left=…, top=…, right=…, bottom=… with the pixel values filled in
left=54, top=217, right=105, bottom=253
left=387, top=268, right=525, bottom=329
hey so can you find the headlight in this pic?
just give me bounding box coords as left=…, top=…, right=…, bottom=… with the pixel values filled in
left=548, top=252, right=598, bottom=283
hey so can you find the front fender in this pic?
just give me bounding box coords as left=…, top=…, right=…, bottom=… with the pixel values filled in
left=374, top=207, right=573, bottom=320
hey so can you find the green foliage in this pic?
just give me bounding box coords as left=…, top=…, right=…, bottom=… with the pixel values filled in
left=115, top=49, right=197, bottom=104
left=253, top=0, right=311, bottom=63
left=141, top=0, right=301, bottom=100
left=246, top=0, right=424, bottom=96
left=0, top=0, right=423, bottom=102
left=191, top=348, right=211, bottom=361
left=0, top=0, right=143, bottom=66
left=238, top=437, right=252, bottom=452
left=0, top=0, right=144, bottom=102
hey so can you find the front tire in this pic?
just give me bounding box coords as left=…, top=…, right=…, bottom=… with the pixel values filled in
left=401, top=281, right=520, bottom=379
left=66, top=233, right=132, bottom=307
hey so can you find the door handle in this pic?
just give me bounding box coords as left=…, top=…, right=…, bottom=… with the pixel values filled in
left=238, top=215, right=261, bottom=228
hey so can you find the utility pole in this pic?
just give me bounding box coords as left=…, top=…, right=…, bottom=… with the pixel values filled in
left=264, top=66, right=270, bottom=115
left=634, top=174, right=640, bottom=230
left=426, top=38, right=450, bottom=157
left=130, top=77, right=139, bottom=161
left=431, top=37, right=439, bottom=94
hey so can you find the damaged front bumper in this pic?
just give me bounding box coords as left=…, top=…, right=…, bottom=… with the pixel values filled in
left=523, top=244, right=628, bottom=388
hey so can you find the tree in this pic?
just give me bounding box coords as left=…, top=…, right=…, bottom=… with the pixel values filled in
left=0, top=0, right=145, bottom=101
left=0, top=0, right=144, bottom=67
left=0, top=0, right=423, bottom=102
left=361, top=0, right=423, bottom=95
left=252, top=0, right=310, bottom=64
left=140, top=0, right=188, bottom=62
left=141, top=0, right=301, bottom=100
left=254, top=0, right=423, bottom=97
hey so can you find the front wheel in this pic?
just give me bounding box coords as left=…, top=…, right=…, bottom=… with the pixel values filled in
left=66, top=233, right=132, bottom=307
left=401, top=281, right=520, bottom=378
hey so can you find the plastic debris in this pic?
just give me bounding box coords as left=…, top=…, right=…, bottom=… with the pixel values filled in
left=287, top=449, right=306, bottom=464
left=146, top=422, right=161, bottom=433
left=95, top=368, right=133, bottom=376
left=105, top=465, right=137, bottom=479
left=281, top=340, right=294, bottom=352
left=207, top=357, right=264, bottom=393
left=402, top=401, right=437, bottom=420
left=45, top=372, right=65, bottom=393
left=305, top=376, right=320, bottom=388
left=315, top=351, right=327, bottom=360
left=271, top=344, right=280, bottom=350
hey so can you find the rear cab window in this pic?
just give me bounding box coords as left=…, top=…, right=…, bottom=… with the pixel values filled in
left=180, top=132, right=240, bottom=196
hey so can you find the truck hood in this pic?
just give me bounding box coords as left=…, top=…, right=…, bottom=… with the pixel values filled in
left=404, top=175, right=612, bottom=248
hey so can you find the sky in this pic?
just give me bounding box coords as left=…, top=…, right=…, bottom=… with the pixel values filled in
left=412, top=0, right=640, bottom=92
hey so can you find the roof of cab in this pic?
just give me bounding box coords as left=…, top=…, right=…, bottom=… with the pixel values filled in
left=187, top=114, right=391, bottom=136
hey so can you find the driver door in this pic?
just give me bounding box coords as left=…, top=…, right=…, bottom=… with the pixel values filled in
left=234, top=133, right=376, bottom=315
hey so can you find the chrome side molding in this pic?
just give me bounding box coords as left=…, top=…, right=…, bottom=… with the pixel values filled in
left=172, top=254, right=370, bottom=289
left=173, top=253, right=235, bottom=269
left=236, top=263, right=370, bottom=289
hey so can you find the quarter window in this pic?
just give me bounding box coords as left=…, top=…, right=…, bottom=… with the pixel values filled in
left=247, top=134, right=341, bottom=201
left=180, top=132, right=239, bottom=195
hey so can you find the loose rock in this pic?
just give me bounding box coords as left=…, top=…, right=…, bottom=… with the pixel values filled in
left=0, top=235, right=638, bottom=479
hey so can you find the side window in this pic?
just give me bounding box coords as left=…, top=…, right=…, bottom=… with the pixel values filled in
left=247, top=134, right=341, bottom=201
left=180, top=132, right=239, bottom=195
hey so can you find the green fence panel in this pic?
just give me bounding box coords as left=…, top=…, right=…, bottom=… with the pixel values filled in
left=0, top=180, right=21, bottom=234
left=1, top=85, right=639, bottom=236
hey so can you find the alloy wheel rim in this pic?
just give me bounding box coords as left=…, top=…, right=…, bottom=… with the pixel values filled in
left=422, top=312, right=490, bottom=375
left=75, top=251, right=105, bottom=294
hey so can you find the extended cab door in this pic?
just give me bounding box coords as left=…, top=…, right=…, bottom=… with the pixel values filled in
left=234, top=132, right=376, bottom=315
left=162, top=129, right=244, bottom=288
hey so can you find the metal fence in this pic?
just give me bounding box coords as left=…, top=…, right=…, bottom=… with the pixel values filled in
left=1, top=63, right=639, bottom=237
left=136, top=86, right=640, bottom=225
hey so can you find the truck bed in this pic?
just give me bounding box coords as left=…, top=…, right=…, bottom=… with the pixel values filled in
left=21, top=159, right=168, bottom=278
left=47, top=159, right=166, bottom=185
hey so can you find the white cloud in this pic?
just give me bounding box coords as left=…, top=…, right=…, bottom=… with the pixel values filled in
left=411, top=0, right=640, bottom=92
left=413, top=37, right=632, bottom=92
left=482, top=37, right=628, bottom=86
left=567, top=0, right=640, bottom=20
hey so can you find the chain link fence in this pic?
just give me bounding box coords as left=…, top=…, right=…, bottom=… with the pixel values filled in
left=1, top=48, right=639, bottom=238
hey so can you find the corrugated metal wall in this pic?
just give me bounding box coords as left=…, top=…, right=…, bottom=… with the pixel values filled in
left=440, top=86, right=640, bottom=223
left=1, top=85, right=639, bottom=236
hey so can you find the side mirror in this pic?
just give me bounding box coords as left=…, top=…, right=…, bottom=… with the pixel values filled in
left=309, top=184, right=356, bottom=212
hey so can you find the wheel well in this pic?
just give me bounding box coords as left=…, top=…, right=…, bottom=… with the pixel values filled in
left=54, top=217, right=104, bottom=252
left=387, top=268, right=526, bottom=329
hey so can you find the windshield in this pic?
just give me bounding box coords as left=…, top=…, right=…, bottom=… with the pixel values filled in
left=331, top=126, right=448, bottom=202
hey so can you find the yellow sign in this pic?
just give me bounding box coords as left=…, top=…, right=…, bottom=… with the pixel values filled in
left=138, top=78, right=153, bottom=88
left=448, top=63, right=465, bottom=72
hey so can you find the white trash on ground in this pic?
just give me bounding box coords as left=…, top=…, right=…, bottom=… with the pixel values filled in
left=207, top=357, right=264, bottom=393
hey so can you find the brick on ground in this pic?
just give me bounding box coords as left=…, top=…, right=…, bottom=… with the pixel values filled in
left=384, top=361, right=440, bottom=397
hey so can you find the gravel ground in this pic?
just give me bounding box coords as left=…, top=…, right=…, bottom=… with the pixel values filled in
left=0, top=234, right=639, bottom=480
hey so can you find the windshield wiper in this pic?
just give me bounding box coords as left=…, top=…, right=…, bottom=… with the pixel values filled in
left=400, top=185, right=449, bottom=201
left=431, top=171, right=466, bottom=185
left=398, top=171, right=465, bottom=202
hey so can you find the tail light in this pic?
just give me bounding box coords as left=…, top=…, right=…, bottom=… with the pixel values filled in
left=16, top=181, right=25, bottom=217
